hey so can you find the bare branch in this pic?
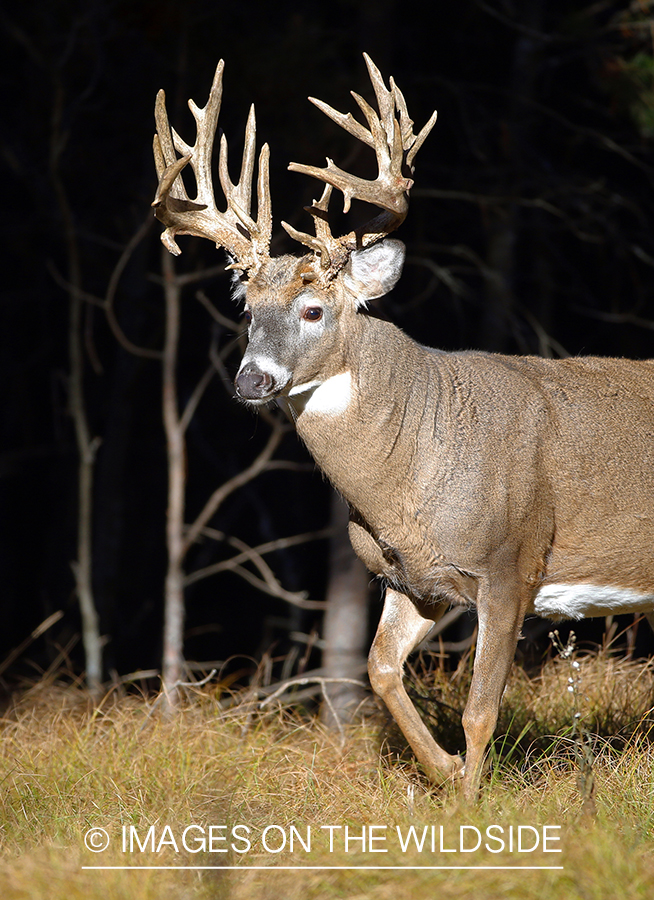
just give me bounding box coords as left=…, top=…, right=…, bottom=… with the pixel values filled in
left=196, top=289, right=242, bottom=331
left=104, top=215, right=164, bottom=361
left=173, top=668, right=218, bottom=689
left=186, top=533, right=288, bottom=591
left=179, top=362, right=215, bottom=434
left=519, top=306, right=570, bottom=359
left=184, top=527, right=332, bottom=589
left=260, top=675, right=368, bottom=708
left=208, top=337, right=241, bottom=400
left=0, top=610, right=64, bottom=678
left=406, top=254, right=471, bottom=299
left=414, top=187, right=567, bottom=220
left=147, top=264, right=228, bottom=289
left=210, top=562, right=324, bottom=609
left=182, top=417, right=287, bottom=555
left=572, top=306, right=654, bottom=332
left=194, top=525, right=333, bottom=553
left=47, top=262, right=106, bottom=307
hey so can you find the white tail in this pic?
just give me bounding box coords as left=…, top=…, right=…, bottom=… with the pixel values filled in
left=153, top=56, right=654, bottom=800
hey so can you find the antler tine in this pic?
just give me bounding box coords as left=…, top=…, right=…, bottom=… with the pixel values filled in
left=153, top=92, right=194, bottom=209
left=185, top=61, right=223, bottom=209
left=305, top=97, right=374, bottom=149
left=219, top=103, right=256, bottom=216
left=362, top=53, right=396, bottom=151
left=152, top=60, right=271, bottom=273
left=389, top=79, right=414, bottom=156
left=254, top=142, right=273, bottom=263
left=153, top=138, right=192, bottom=206
left=218, top=107, right=273, bottom=271
left=281, top=184, right=350, bottom=272
left=407, top=107, right=438, bottom=171
left=388, top=76, right=438, bottom=171
left=286, top=54, right=437, bottom=278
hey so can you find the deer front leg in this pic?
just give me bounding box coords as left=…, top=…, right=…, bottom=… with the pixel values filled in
left=460, top=592, right=524, bottom=802
left=368, top=588, right=464, bottom=783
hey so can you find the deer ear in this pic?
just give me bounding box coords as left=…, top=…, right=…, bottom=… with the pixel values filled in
left=344, top=239, right=406, bottom=307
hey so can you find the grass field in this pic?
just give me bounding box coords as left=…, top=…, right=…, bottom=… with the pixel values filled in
left=1, top=645, right=653, bottom=899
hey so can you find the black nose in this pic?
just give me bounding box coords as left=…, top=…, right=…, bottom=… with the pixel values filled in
left=235, top=366, right=275, bottom=401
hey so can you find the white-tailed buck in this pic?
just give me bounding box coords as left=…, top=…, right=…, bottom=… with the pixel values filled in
left=152, top=55, right=654, bottom=800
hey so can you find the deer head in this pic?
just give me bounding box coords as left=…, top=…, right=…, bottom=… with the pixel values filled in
left=152, top=55, right=437, bottom=405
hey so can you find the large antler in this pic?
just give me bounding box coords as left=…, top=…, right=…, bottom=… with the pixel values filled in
left=282, top=53, right=437, bottom=280
left=152, top=61, right=272, bottom=275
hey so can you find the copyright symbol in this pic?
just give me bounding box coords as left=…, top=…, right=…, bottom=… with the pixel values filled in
left=84, top=827, right=110, bottom=852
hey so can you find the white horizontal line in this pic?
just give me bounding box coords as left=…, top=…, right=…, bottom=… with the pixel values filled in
left=82, top=865, right=564, bottom=871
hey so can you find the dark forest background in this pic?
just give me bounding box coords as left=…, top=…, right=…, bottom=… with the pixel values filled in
left=2, top=0, right=654, bottom=697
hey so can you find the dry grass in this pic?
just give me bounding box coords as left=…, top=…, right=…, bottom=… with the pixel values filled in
left=1, top=651, right=654, bottom=899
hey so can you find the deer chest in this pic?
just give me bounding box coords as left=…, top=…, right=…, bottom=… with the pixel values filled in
left=347, top=511, right=478, bottom=608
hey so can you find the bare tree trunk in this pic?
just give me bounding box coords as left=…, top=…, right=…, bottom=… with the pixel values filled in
left=320, top=492, right=370, bottom=729
left=50, top=77, right=102, bottom=695
left=69, top=305, right=102, bottom=694
left=151, top=251, right=299, bottom=711
left=161, top=248, right=186, bottom=708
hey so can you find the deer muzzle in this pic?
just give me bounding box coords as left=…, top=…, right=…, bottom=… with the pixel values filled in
left=234, top=364, right=280, bottom=403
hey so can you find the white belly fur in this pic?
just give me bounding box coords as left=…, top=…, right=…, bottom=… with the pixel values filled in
left=533, top=582, right=654, bottom=621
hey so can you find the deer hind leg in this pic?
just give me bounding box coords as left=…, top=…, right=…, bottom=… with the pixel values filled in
left=368, top=587, right=464, bottom=783
left=460, top=587, right=525, bottom=802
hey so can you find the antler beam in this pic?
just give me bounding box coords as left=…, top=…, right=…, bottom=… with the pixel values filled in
left=282, top=53, right=437, bottom=276
left=152, top=61, right=272, bottom=275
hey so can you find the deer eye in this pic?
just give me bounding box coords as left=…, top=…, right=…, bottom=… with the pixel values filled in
left=243, top=310, right=252, bottom=325
left=302, top=306, right=323, bottom=322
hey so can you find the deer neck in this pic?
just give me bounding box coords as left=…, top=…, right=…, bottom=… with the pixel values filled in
left=288, top=316, right=429, bottom=517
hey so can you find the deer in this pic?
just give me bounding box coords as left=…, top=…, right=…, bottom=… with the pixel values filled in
left=152, top=55, right=654, bottom=801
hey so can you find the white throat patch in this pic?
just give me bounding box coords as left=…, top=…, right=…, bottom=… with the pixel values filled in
left=288, top=371, right=352, bottom=416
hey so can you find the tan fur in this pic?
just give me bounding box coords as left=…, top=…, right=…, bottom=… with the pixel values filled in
left=241, top=267, right=654, bottom=800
